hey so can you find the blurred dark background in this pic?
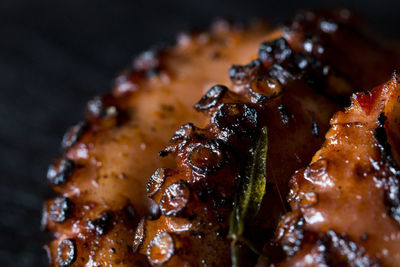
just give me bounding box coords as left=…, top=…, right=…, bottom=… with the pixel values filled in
left=0, top=0, right=399, bottom=266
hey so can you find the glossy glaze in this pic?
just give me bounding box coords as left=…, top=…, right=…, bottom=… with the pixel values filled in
left=274, top=74, right=400, bottom=266
left=137, top=10, right=400, bottom=266
left=43, top=10, right=400, bottom=266
left=43, top=21, right=272, bottom=266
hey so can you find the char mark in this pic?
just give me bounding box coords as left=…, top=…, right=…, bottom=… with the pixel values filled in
left=47, top=158, right=75, bottom=186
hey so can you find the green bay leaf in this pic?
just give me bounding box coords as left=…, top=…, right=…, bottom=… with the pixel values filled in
left=229, top=126, right=269, bottom=266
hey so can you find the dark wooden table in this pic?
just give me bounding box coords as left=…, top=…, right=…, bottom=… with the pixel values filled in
left=0, top=0, right=398, bottom=266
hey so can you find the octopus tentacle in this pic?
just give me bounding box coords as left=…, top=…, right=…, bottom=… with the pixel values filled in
left=137, top=10, right=400, bottom=266
left=42, top=21, right=272, bottom=266
left=274, top=73, right=400, bottom=266
left=42, top=10, right=400, bottom=266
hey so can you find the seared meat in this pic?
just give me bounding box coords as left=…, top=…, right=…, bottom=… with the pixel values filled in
left=42, top=9, right=400, bottom=267
left=273, top=72, right=400, bottom=266
left=42, top=21, right=272, bottom=266
left=135, top=10, right=400, bottom=266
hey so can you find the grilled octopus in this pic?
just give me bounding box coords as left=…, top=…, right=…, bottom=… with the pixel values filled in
left=42, top=21, right=272, bottom=266
left=42, top=9, right=400, bottom=267
left=135, top=10, right=400, bottom=266
left=272, top=72, right=400, bottom=266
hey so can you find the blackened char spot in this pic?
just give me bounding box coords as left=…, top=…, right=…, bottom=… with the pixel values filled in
left=195, top=85, right=228, bottom=111
left=125, top=204, right=136, bottom=219
left=319, top=19, right=339, bottom=34
left=147, top=200, right=161, bottom=220
left=214, top=103, right=258, bottom=135
left=195, top=185, right=214, bottom=203
left=375, top=114, right=400, bottom=226
left=87, top=212, right=112, bottom=235
left=258, top=38, right=292, bottom=66
left=229, top=59, right=261, bottom=85
left=158, top=150, right=169, bottom=157
left=47, top=159, right=75, bottom=186
left=86, top=96, right=122, bottom=120
left=294, top=54, right=326, bottom=88
left=146, top=67, right=161, bottom=78
left=61, top=122, right=88, bottom=151
left=375, top=116, right=392, bottom=158
left=86, top=96, right=104, bottom=118
left=49, top=197, right=73, bottom=223
left=212, top=195, right=229, bottom=209
left=211, top=51, right=221, bottom=60
left=133, top=49, right=161, bottom=72
left=279, top=216, right=305, bottom=256
left=318, top=230, right=380, bottom=266
left=377, top=113, right=387, bottom=127
left=360, top=233, right=368, bottom=241
left=312, top=119, right=319, bottom=137
left=269, top=64, right=296, bottom=85
left=278, top=104, right=292, bottom=126
left=374, top=113, right=399, bottom=168
left=57, top=239, right=77, bottom=267
left=385, top=176, right=400, bottom=225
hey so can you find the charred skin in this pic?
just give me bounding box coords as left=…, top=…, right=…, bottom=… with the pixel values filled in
left=42, top=10, right=400, bottom=267
left=273, top=74, right=400, bottom=266
left=137, top=10, right=400, bottom=266
left=283, top=9, right=399, bottom=96
left=42, top=21, right=273, bottom=266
